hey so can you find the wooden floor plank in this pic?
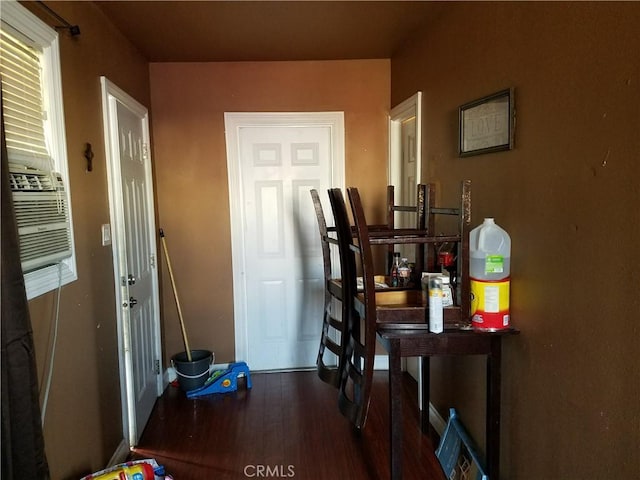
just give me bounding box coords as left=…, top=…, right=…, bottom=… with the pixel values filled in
left=130, top=370, right=445, bottom=480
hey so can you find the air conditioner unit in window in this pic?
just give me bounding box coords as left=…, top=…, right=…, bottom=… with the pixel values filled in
left=9, top=166, right=73, bottom=273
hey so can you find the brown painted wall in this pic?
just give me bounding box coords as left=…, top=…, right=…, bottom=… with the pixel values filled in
left=391, top=2, right=640, bottom=478
left=16, top=2, right=639, bottom=478
left=149, top=60, right=390, bottom=366
left=20, top=2, right=151, bottom=478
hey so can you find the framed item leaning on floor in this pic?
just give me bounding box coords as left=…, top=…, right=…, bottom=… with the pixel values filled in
left=459, top=88, right=514, bottom=157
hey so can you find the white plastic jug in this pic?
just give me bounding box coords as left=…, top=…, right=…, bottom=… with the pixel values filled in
left=469, top=218, right=511, bottom=331
left=469, top=218, right=511, bottom=281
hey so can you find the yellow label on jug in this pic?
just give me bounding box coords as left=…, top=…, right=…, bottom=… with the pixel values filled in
left=470, top=278, right=510, bottom=330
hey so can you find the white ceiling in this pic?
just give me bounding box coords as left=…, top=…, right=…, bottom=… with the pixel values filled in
left=93, top=1, right=443, bottom=62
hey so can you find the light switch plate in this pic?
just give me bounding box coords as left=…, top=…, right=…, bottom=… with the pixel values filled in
left=101, top=223, right=111, bottom=246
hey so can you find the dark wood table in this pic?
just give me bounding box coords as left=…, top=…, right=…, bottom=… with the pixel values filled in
left=376, top=325, right=518, bottom=480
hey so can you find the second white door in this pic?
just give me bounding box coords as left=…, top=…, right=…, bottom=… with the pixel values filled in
left=101, top=77, right=162, bottom=446
left=226, top=112, right=344, bottom=371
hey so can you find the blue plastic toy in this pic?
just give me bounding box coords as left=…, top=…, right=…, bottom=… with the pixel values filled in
left=186, top=361, right=252, bottom=398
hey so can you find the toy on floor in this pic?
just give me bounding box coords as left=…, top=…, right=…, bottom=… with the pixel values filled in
left=81, top=458, right=172, bottom=480
left=187, top=361, right=252, bottom=398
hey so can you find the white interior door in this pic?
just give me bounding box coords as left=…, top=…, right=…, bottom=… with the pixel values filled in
left=226, top=112, right=344, bottom=371
left=101, top=77, right=162, bottom=446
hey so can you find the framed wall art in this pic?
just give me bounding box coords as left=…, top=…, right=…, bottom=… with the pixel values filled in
left=459, top=88, right=514, bottom=157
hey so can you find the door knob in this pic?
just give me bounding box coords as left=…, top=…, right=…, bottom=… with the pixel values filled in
left=128, top=274, right=136, bottom=285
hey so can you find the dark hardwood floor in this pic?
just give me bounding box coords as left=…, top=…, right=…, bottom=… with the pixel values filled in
left=130, top=370, right=446, bottom=480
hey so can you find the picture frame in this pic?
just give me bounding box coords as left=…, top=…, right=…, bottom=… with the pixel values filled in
left=459, top=88, right=514, bottom=157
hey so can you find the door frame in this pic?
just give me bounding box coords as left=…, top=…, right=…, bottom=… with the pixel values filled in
left=100, top=77, right=163, bottom=446
left=224, top=112, right=345, bottom=367
left=389, top=91, right=422, bottom=187
left=389, top=92, right=424, bottom=406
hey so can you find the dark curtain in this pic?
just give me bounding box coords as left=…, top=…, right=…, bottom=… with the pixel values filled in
left=1, top=91, right=50, bottom=478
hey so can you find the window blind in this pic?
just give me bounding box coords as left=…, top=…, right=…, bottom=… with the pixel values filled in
left=0, top=28, right=53, bottom=171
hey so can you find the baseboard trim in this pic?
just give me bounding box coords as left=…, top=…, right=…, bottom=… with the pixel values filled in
left=428, top=402, right=447, bottom=436
left=107, top=439, right=130, bottom=467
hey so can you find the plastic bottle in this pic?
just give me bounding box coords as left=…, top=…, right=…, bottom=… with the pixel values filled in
left=441, top=275, right=453, bottom=307
left=469, top=218, right=511, bottom=280
left=469, top=218, right=511, bottom=331
left=428, top=276, right=444, bottom=333
left=398, top=257, right=411, bottom=287
left=390, top=252, right=401, bottom=287
left=87, top=463, right=155, bottom=480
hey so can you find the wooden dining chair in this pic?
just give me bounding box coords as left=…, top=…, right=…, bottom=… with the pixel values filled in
left=310, top=189, right=349, bottom=388
left=329, top=185, right=441, bottom=428
left=327, top=187, right=378, bottom=429
left=331, top=183, right=472, bottom=429
left=311, top=186, right=410, bottom=392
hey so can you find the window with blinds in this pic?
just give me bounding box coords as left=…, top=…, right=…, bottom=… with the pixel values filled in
left=0, top=28, right=52, bottom=171
left=1, top=0, right=77, bottom=299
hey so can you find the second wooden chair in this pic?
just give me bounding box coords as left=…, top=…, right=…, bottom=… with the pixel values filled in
left=310, top=188, right=349, bottom=388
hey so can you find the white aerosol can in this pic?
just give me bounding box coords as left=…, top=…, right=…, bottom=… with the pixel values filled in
left=428, top=276, right=444, bottom=334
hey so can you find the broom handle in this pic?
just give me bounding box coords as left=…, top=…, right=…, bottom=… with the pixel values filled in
left=159, top=228, right=192, bottom=362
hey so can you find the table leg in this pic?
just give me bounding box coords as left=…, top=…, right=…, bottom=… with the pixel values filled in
left=420, top=356, right=430, bottom=435
left=486, top=336, right=502, bottom=479
left=389, top=342, right=403, bottom=480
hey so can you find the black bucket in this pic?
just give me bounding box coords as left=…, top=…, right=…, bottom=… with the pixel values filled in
left=172, top=349, right=213, bottom=392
